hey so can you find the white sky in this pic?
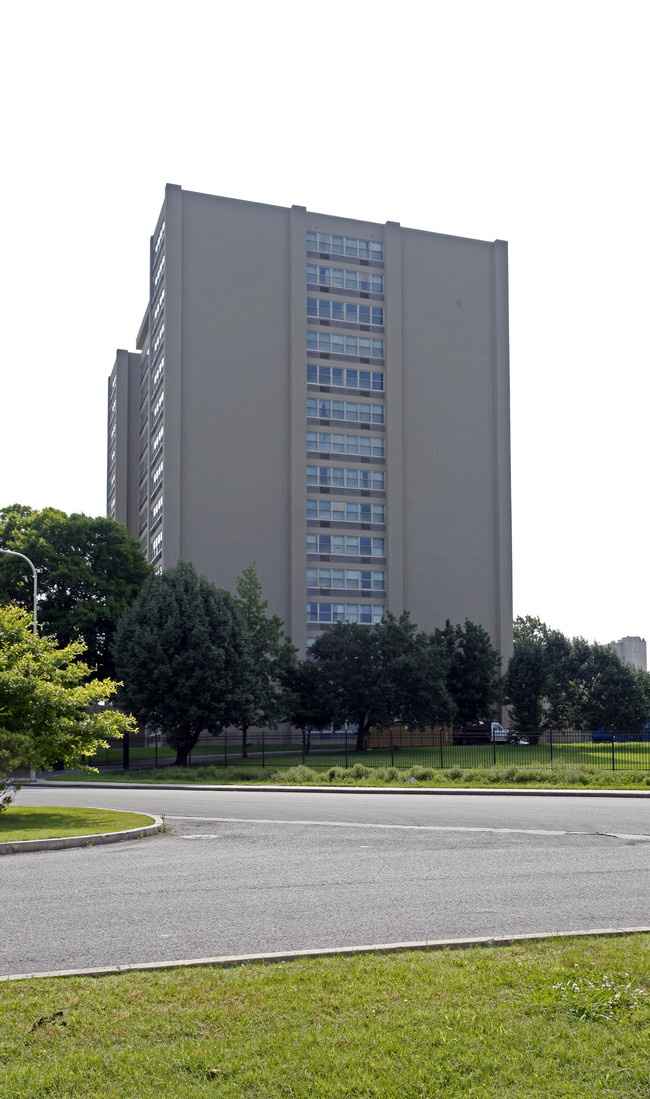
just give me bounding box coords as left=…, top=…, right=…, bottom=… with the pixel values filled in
left=1, top=0, right=647, bottom=650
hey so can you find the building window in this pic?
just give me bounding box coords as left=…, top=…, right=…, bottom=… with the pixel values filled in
left=307, top=432, right=385, bottom=457
left=307, top=602, right=385, bottom=624
left=153, top=288, right=165, bottom=328
left=150, top=496, right=163, bottom=529
left=154, top=221, right=165, bottom=255
left=307, top=265, right=383, bottom=294
left=307, top=533, right=385, bottom=556
left=307, top=398, right=384, bottom=425
left=307, top=299, right=383, bottom=326
left=151, top=426, right=164, bottom=461
left=153, top=253, right=165, bottom=289
left=150, top=531, right=163, bottom=562
left=307, top=500, right=385, bottom=524
left=306, top=465, right=384, bottom=491
left=307, top=232, right=383, bottom=262
left=307, top=568, right=385, bottom=591
left=152, top=391, right=164, bottom=428
left=152, top=357, right=164, bottom=392
left=152, top=461, right=163, bottom=493
left=153, top=323, right=165, bottom=361
left=307, top=331, right=384, bottom=358
left=307, top=364, right=383, bottom=391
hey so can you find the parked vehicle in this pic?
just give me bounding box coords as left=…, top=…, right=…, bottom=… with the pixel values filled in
left=452, top=722, right=523, bottom=746
left=590, top=727, right=650, bottom=743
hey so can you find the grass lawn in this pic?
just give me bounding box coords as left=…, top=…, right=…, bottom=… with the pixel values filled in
left=45, top=760, right=650, bottom=790
left=83, top=739, right=650, bottom=773
left=1, top=936, right=649, bottom=1097
left=0, top=806, right=156, bottom=842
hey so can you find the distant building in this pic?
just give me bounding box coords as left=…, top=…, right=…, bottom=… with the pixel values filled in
left=107, top=184, right=513, bottom=658
left=610, top=636, right=647, bottom=670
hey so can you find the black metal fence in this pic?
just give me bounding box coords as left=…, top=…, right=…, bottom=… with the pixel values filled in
left=85, top=726, right=650, bottom=773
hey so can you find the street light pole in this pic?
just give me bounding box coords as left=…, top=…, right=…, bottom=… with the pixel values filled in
left=0, top=548, right=38, bottom=782
left=0, top=548, right=38, bottom=635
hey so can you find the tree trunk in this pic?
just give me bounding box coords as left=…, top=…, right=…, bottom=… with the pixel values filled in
left=175, top=748, right=188, bottom=767
left=355, top=720, right=367, bottom=753
left=242, top=725, right=248, bottom=759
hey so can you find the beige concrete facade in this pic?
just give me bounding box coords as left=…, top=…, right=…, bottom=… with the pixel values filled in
left=107, top=185, right=513, bottom=661
left=610, top=636, right=647, bottom=670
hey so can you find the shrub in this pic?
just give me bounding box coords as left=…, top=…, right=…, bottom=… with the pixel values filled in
left=270, top=765, right=319, bottom=785
left=373, top=766, right=400, bottom=782
left=407, top=766, right=435, bottom=781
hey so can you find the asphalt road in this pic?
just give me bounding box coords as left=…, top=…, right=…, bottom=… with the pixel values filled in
left=2, top=785, right=649, bottom=976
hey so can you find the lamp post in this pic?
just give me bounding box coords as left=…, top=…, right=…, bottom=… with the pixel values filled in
left=0, top=548, right=38, bottom=635
left=0, top=548, right=38, bottom=781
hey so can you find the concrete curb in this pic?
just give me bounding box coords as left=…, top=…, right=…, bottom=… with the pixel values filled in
left=33, top=779, right=650, bottom=798
left=0, top=814, right=163, bottom=856
left=3, top=926, right=650, bottom=982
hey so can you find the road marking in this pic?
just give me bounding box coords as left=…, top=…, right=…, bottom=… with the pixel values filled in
left=165, top=815, right=650, bottom=841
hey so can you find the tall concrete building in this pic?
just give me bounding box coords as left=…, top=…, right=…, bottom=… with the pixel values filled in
left=610, top=636, right=647, bottom=670
left=107, top=184, right=512, bottom=659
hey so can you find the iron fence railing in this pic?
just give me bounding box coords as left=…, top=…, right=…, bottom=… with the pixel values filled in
left=81, top=726, right=650, bottom=773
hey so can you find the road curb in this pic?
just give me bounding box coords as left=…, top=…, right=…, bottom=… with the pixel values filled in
left=0, top=814, right=163, bottom=856
left=3, top=926, right=650, bottom=982
left=32, top=780, right=650, bottom=798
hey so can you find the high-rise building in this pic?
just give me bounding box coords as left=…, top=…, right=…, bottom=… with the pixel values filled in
left=107, top=184, right=512, bottom=659
left=610, top=636, right=647, bottom=670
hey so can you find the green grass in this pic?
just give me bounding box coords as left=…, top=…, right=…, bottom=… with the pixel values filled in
left=46, top=760, right=650, bottom=790
left=1, top=936, right=649, bottom=1096
left=83, top=739, right=650, bottom=773
left=0, top=806, right=156, bottom=842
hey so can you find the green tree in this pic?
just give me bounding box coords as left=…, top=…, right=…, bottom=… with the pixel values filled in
left=232, top=563, right=295, bottom=758
left=281, top=655, right=333, bottom=754
left=512, top=615, right=550, bottom=645
left=113, top=561, right=252, bottom=766
left=0, top=603, right=133, bottom=807
left=505, top=617, right=650, bottom=733
left=435, top=619, right=502, bottom=725
left=0, top=505, right=152, bottom=679
left=308, top=614, right=455, bottom=750
left=504, top=639, right=547, bottom=731
left=571, top=641, right=650, bottom=733
left=542, top=630, right=577, bottom=728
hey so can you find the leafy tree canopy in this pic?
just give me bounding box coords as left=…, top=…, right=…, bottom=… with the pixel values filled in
left=505, top=616, right=650, bottom=732
left=308, top=613, right=455, bottom=750
left=434, top=619, right=502, bottom=725
left=280, top=656, right=334, bottom=752
left=113, top=561, right=252, bottom=766
left=0, top=505, right=152, bottom=679
left=232, top=563, right=296, bottom=756
left=0, top=603, right=133, bottom=802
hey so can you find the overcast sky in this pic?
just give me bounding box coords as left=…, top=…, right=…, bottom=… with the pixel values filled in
left=1, top=0, right=647, bottom=650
